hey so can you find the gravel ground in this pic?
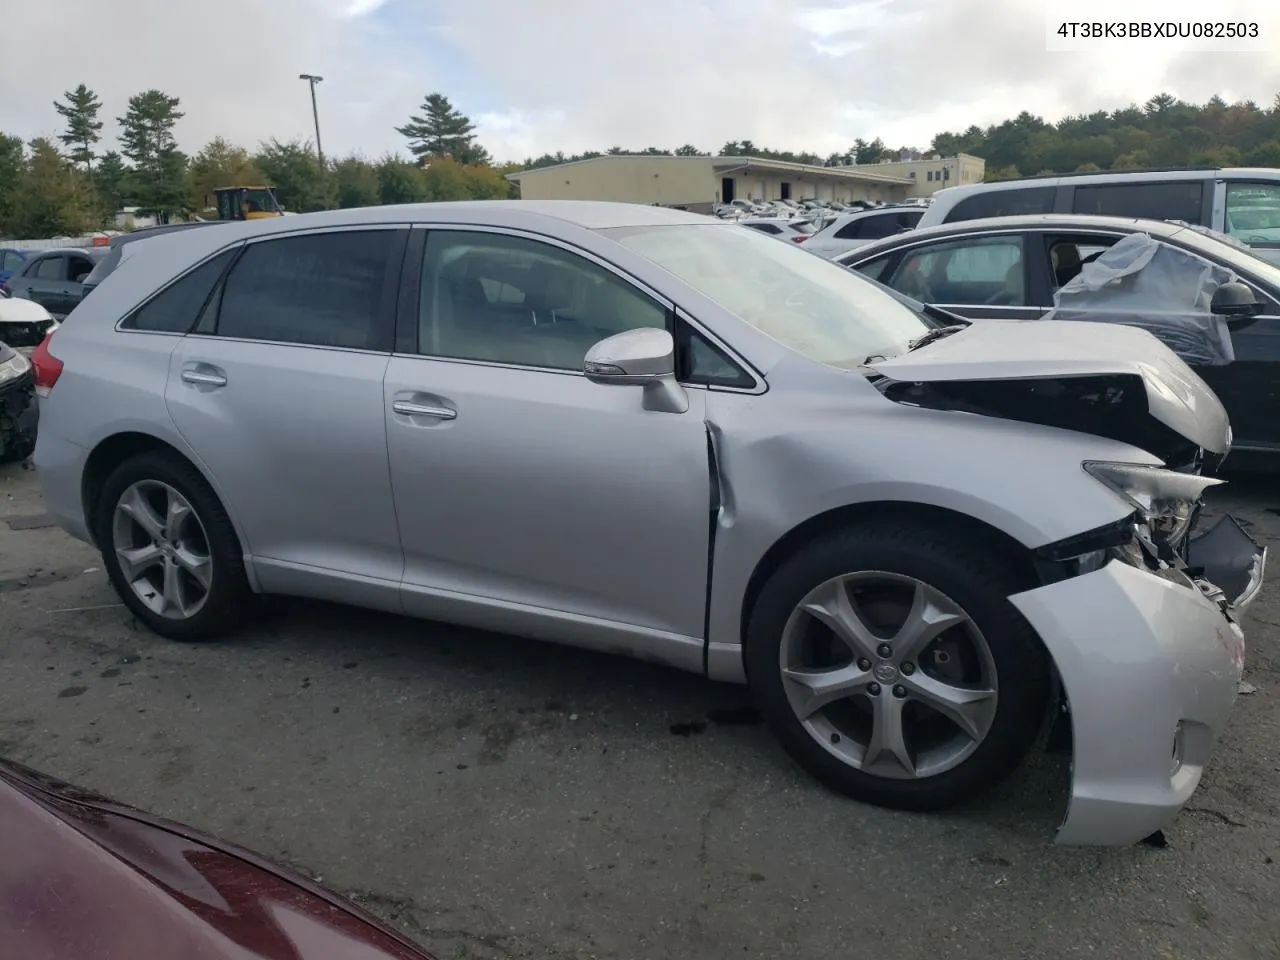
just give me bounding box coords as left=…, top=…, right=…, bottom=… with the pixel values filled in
left=1, top=458, right=1278, bottom=960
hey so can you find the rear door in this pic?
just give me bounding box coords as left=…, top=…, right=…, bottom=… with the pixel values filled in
left=63, top=252, right=96, bottom=312
left=165, top=226, right=409, bottom=606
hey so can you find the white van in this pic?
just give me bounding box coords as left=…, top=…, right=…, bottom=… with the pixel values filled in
left=917, top=168, right=1280, bottom=264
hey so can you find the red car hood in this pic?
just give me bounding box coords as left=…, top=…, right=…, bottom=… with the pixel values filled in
left=0, top=760, right=433, bottom=960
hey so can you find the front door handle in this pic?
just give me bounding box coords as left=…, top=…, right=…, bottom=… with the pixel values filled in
left=181, top=369, right=228, bottom=387
left=393, top=400, right=456, bottom=420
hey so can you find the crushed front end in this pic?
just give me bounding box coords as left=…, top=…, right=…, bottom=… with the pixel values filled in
left=1011, top=461, right=1264, bottom=845
left=0, top=342, right=37, bottom=462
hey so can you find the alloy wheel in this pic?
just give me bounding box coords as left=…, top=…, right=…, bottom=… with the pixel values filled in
left=779, top=571, right=998, bottom=779
left=111, top=480, right=213, bottom=619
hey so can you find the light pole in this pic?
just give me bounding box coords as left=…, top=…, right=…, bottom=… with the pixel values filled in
left=298, top=74, right=325, bottom=170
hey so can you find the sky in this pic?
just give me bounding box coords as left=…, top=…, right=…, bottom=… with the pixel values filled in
left=1, top=0, right=1278, bottom=165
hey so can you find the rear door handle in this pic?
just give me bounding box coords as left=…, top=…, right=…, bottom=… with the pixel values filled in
left=393, top=400, right=456, bottom=420
left=181, top=368, right=228, bottom=387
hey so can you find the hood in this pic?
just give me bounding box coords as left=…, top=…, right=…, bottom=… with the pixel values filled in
left=0, top=760, right=434, bottom=960
left=869, top=320, right=1230, bottom=463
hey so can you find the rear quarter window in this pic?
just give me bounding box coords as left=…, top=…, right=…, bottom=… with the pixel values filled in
left=944, top=187, right=1056, bottom=223
left=122, top=248, right=238, bottom=333
left=1071, top=180, right=1204, bottom=223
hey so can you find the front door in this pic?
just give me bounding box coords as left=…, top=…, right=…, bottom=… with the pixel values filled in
left=165, top=226, right=408, bottom=602
left=385, top=227, right=711, bottom=645
left=24, top=255, right=70, bottom=315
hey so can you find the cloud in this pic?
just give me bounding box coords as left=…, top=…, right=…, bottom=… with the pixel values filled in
left=1, top=0, right=1278, bottom=166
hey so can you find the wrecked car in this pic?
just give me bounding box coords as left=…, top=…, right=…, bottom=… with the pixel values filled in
left=0, top=294, right=59, bottom=356
left=837, top=214, right=1280, bottom=463
left=32, top=201, right=1266, bottom=846
left=0, top=339, right=35, bottom=461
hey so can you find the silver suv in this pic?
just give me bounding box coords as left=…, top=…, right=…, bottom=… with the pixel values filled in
left=31, top=201, right=1264, bottom=845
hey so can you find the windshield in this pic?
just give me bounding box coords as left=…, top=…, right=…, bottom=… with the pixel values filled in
left=243, top=188, right=279, bottom=213
left=1169, top=222, right=1280, bottom=288
left=606, top=223, right=929, bottom=368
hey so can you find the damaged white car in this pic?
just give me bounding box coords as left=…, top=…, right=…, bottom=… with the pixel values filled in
left=32, top=202, right=1266, bottom=845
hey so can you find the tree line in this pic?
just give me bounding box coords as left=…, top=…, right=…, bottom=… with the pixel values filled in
left=5, top=85, right=1280, bottom=240
left=0, top=87, right=519, bottom=239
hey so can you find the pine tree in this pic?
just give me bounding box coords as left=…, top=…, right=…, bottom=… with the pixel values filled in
left=118, top=90, right=189, bottom=221
left=396, top=93, right=489, bottom=164
left=53, top=84, right=104, bottom=175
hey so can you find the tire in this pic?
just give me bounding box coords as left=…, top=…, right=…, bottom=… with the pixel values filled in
left=745, top=519, right=1050, bottom=811
left=95, top=450, right=251, bottom=641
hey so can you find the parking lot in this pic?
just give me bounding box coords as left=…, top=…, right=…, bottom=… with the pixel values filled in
left=1, top=457, right=1278, bottom=960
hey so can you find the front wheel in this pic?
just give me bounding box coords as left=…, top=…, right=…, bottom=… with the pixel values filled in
left=96, top=450, right=251, bottom=641
left=745, top=521, right=1050, bottom=811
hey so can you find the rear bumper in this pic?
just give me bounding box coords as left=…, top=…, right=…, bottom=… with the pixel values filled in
left=32, top=427, right=92, bottom=544
left=1010, top=559, right=1246, bottom=846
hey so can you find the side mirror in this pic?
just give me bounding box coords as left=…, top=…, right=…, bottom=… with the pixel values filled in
left=1210, top=281, right=1264, bottom=318
left=583, top=327, right=688, bottom=413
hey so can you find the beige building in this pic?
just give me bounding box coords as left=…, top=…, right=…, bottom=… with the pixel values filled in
left=850, top=154, right=986, bottom=197
left=507, top=155, right=913, bottom=212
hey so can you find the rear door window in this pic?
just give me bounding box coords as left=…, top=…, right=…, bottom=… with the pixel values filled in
left=210, top=230, right=398, bottom=350
left=67, top=255, right=95, bottom=282
left=1071, top=180, right=1204, bottom=223
left=944, top=187, right=1056, bottom=223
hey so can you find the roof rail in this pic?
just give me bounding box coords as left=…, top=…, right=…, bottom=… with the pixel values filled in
left=986, top=166, right=1222, bottom=183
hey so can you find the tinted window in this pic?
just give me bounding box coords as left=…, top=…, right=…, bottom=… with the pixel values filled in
left=214, top=231, right=394, bottom=349
left=418, top=230, right=668, bottom=371
left=1072, top=180, right=1203, bottom=223
left=835, top=211, right=921, bottom=240
left=67, top=255, right=95, bottom=282
left=677, top=323, right=754, bottom=388
left=944, top=187, right=1056, bottom=223
left=32, top=256, right=66, bottom=281
left=886, top=236, right=1025, bottom=305
left=746, top=222, right=782, bottom=234
left=1, top=252, right=21, bottom=271
left=123, top=249, right=238, bottom=333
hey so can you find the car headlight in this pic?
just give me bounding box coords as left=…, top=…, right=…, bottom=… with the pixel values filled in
left=0, top=350, right=30, bottom=385
left=1083, top=461, right=1223, bottom=552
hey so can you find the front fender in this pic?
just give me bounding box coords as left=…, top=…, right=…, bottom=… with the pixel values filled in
left=704, top=397, right=1159, bottom=670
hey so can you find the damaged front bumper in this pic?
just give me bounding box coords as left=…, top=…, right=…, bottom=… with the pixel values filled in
left=0, top=362, right=36, bottom=462
left=1011, top=511, right=1265, bottom=846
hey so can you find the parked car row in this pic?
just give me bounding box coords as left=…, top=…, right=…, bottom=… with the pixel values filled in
left=27, top=199, right=1265, bottom=850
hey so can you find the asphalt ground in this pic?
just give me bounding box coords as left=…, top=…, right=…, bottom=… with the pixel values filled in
left=2, top=458, right=1278, bottom=960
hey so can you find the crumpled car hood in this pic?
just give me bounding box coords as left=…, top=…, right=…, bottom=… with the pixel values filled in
left=869, top=319, right=1230, bottom=456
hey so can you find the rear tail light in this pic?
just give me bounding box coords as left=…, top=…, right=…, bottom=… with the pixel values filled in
left=791, top=235, right=807, bottom=243
left=31, top=331, right=63, bottom=397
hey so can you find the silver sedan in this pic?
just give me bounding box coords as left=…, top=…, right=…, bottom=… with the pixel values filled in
left=32, top=201, right=1264, bottom=845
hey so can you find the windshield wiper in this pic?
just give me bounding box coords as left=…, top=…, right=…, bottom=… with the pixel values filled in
left=907, top=324, right=968, bottom=352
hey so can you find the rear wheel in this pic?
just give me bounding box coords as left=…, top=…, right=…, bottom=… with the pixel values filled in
left=96, top=451, right=250, bottom=641
left=746, top=521, right=1050, bottom=810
